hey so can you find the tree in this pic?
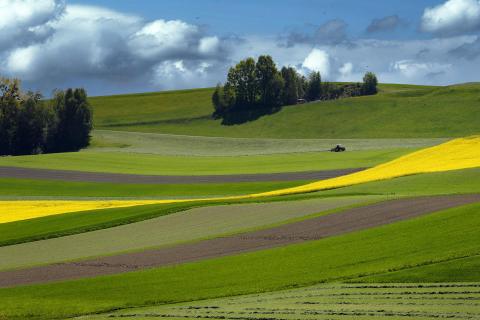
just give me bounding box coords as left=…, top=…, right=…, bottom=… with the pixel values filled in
left=0, top=78, right=21, bottom=155
left=52, top=88, right=93, bottom=152
left=14, top=94, right=49, bottom=155
left=227, top=57, right=257, bottom=107
left=363, top=72, right=378, bottom=95
left=255, top=55, right=280, bottom=107
left=212, top=83, right=236, bottom=118
left=306, top=71, right=322, bottom=101
left=281, top=67, right=299, bottom=105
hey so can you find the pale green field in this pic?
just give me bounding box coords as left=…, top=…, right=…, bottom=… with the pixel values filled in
left=84, top=283, right=480, bottom=319
left=90, top=130, right=446, bottom=156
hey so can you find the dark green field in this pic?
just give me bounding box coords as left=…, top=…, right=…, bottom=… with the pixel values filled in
left=90, top=83, right=480, bottom=138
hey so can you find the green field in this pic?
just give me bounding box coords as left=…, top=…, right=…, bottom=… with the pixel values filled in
left=1, top=81, right=479, bottom=320
left=90, top=83, right=480, bottom=138
left=1, top=202, right=479, bottom=319
left=0, top=148, right=411, bottom=175
left=0, top=178, right=305, bottom=199
left=0, top=196, right=380, bottom=271
left=86, top=283, right=480, bottom=319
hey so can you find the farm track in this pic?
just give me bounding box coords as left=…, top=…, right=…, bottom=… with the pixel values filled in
left=1, top=194, right=479, bottom=288
left=0, top=166, right=365, bottom=184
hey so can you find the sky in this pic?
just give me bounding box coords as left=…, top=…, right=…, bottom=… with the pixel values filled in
left=1, top=0, right=480, bottom=96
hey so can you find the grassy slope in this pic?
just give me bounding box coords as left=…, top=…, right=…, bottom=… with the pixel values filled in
left=0, top=178, right=305, bottom=198
left=93, top=283, right=480, bottom=319
left=1, top=167, right=479, bottom=247
left=0, top=148, right=410, bottom=175
left=0, top=196, right=380, bottom=271
left=91, top=83, right=480, bottom=138
left=1, top=202, right=479, bottom=319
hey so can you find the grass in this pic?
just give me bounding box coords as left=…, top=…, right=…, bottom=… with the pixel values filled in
left=1, top=167, right=479, bottom=247
left=90, top=83, right=480, bottom=138
left=1, top=202, right=479, bottom=319
left=0, top=196, right=381, bottom=271
left=0, top=148, right=411, bottom=175
left=320, top=167, right=480, bottom=197
left=90, top=130, right=446, bottom=156
left=87, top=283, right=480, bottom=319
left=0, top=178, right=305, bottom=198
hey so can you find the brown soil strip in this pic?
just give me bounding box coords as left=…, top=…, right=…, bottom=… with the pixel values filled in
left=0, top=166, right=365, bottom=184
left=1, top=194, right=479, bottom=288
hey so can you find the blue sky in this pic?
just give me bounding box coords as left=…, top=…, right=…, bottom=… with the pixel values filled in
left=69, top=0, right=440, bottom=38
left=1, top=0, right=480, bottom=95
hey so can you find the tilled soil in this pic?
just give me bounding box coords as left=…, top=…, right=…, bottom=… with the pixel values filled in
left=1, top=194, right=479, bottom=288
left=0, top=166, right=365, bottom=184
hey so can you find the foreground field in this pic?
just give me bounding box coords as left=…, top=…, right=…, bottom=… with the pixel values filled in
left=86, top=283, right=480, bottom=320
left=1, top=202, right=479, bottom=318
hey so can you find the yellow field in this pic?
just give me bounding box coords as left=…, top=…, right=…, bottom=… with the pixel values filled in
left=251, top=135, right=480, bottom=197
left=1, top=136, right=479, bottom=224
left=0, top=200, right=167, bottom=224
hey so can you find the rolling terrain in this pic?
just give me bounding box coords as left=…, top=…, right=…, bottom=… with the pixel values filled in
left=0, top=82, right=479, bottom=320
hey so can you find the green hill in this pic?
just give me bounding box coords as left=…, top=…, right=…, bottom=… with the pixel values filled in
left=90, top=83, right=480, bottom=138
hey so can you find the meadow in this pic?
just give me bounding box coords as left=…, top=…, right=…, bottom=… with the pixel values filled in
left=90, top=83, right=480, bottom=138
left=0, top=82, right=479, bottom=320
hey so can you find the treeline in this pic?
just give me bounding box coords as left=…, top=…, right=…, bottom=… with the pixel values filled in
left=0, top=78, right=93, bottom=156
left=212, top=55, right=378, bottom=124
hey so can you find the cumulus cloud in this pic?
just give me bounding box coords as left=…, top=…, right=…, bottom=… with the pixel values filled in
left=391, top=60, right=452, bottom=79
left=0, top=2, right=228, bottom=94
left=280, top=19, right=348, bottom=47
left=0, top=0, right=65, bottom=50
left=366, top=15, right=402, bottom=33
left=421, top=0, right=480, bottom=36
left=302, top=49, right=331, bottom=76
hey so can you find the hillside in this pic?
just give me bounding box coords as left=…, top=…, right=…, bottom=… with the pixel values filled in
left=90, top=83, right=480, bottom=138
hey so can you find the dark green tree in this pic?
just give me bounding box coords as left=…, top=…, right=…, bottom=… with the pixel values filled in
left=255, top=55, right=281, bottom=106
left=212, top=83, right=236, bottom=118
left=227, top=57, right=257, bottom=107
left=52, top=88, right=93, bottom=152
left=362, top=72, right=378, bottom=95
left=281, top=67, right=299, bottom=105
left=307, top=71, right=322, bottom=101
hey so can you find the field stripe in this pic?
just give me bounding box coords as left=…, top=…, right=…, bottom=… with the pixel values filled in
left=0, top=166, right=364, bottom=184
left=1, top=194, right=479, bottom=288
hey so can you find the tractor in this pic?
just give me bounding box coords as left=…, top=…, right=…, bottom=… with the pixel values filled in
left=330, top=144, right=346, bottom=152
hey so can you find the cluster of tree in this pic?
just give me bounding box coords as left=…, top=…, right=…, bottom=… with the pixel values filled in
left=0, top=77, right=93, bottom=156
left=212, top=55, right=378, bottom=124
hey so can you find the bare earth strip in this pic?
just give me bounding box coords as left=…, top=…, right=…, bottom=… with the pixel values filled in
left=0, top=166, right=364, bottom=184
left=1, top=194, right=479, bottom=288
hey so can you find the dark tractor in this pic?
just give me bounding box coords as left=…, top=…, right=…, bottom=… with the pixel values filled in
left=330, top=144, right=346, bottom=152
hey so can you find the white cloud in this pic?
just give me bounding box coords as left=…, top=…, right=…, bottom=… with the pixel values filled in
left=339, top=62, right=353, bottom=77
left=199, top=36, right=220, bottom=55
left=302, top=49, right=331, bottom=76
left=392, top=60, right=452, bottom=78
left=421, top=0, right=480, bottom=36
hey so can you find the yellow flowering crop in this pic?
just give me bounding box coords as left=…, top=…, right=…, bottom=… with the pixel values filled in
left=1, top=136, right=479, bottom=224
left=249, top=136, right=480, bottom=198
left=0, top=200, right=171, bottom=224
